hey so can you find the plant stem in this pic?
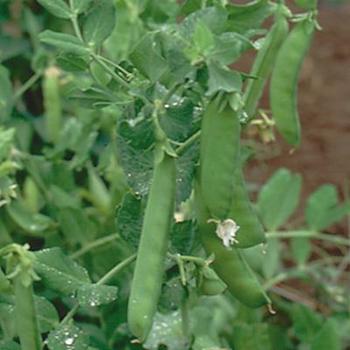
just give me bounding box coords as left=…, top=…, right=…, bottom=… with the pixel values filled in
left=266, top=230, right=350, bottom=247
left=70, top=233, right=120, bottom=259
left=176, top=130, right=201, bottom=156
left=97, top=253, right=136, bottom=285
left=91, top=53, right=130, bottom=89
left=13, top=72, right=42, bottom=102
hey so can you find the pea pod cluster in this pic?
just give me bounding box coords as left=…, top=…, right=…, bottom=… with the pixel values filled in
left=127, top=148, right=176, bottom=341
left=270, top=18, right=315, bottom=146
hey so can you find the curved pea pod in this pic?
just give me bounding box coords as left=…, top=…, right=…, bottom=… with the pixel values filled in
left=199, top=99, right=240, bottom=220
left=194, top=181, right=270, bottom=308
left=128, top=150, right=176, bottom=342
left=270, top=18, right=315, bottom=146
left=228, top=168, right=266, bottom=248
left=198, top=265, right=227, bottom=296
left=243, top=14, right=289, bottom=121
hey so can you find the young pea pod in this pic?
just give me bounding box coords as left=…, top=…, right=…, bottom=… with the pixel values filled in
left=228, top=168, right=266, bottom=248
left=199, top=98, right=240, bottom=220
left=243, top=13, right=289, bottom=121
left=198, top=265, right=227, bottom=296
left=270, top=18, right=315, bottom=146
left=128, top=149, right=176, bottom=342
left=195, top=183, right=270, bottom=308
left=43, top=66, right=62, bottom=144
left=14, top=271, right=42, bottom=350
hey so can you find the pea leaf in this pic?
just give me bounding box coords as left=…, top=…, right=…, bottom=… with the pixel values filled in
left=233, top=323, right=272, bottom=350
left=226, top=0, right=274, bottom=34
left=170, top=220, right=197, bottom=255
left=47, top=323, right=89, bottom=350
left=6, top=200, right=55, bottom=236
left=292, top=304, right=323, bottom=343
left=76, top=284, right=118, bottom=307
left=37, top=0, right=72, bottom=19
left=262, top=238, right=281, bottom=279
left=207, top=61, right=242, bottom=96
left=129, top=33, right=168, bottom=82
left=0, top=127, right=15, bottom=162
left=144, top=311, right=188, bottom=350
left=71, top=0, right=93, bottom=14
left=115, top=192, right=144, bottom=249
left=305, top=184, right=350, bottom=231
left=257, top=168, right=302, bottom=231
left=39, top=30, right=88, bottom=55
left=0, top=341, right=20, bottom=350
left=82, top=0, right=116, bottom=48
left=291, top=237, right=311, bottom=266
left=311, top=319, right=341, bottom=350
left=33, top=248, right=91, bottom=295
left=0, top=65, right=13, bottom=121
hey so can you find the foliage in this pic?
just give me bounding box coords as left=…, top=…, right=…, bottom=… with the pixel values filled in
left=0, top=0, right=349, bottom=349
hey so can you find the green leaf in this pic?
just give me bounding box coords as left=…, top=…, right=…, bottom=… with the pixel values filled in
left=0, top=268, right=11, bottom=293
left=170, top=220, right=197, bottom=255
left=117, top=116, right=154, bottom=195
left=211, top=32, right=253, bottom=65
left=0, top=36, right=30, bottom=62
left=0, top=127, right=15, bottom=162
left=82, top=0, right=116, bottom=48
left=57, top=207, right=96, bottom=245
left=311, top=319, right=341, bottom=350
left=193, top=21, right=215, bottom=54
left=291, top=237, right=311, bottom=266
left=233, top=323, right=272, bottom=350
left=257, top=168, right=302, bottom=231
left=56, top=52, right=89, bottom=72
left=129, top=33, right=168, bottom=82
left=33, top=248, right=91, bottom=295
left=35, top=296, right=60, bottom=333
left=292, top=304, right=323, bottom=343
left=47, top=323, right=89, bottom=350
left=0, top=65, right=13, bottom=121
left=160, top=97, right=194, bottom=142
left=39, top=30, right=88, bottom=55
left=0, top=341, right=20, bottom=350
left=207, top=61, right=242, bottom=96
left=226, top=0, right=274, bottom=34
left=76, top=284, right=118, bottom=307
left=71, top=0, right=93, bottom=14
left=144, top=311, right=188, bottom=350
left=37, top=0, right=72, bottom=19
left=305, top=184, right=350, bottom=231
left=6, top=200, right=55, bottom=236
left=115, top=192, right=143, bottom=249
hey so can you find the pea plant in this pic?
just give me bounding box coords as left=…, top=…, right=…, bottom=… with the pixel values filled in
left=1, top=0, right=350, bottom=349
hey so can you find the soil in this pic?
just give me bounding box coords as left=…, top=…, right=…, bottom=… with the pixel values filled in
left=243, top=2, right=350, bottom=230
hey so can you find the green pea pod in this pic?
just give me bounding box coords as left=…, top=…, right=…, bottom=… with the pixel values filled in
left=228, top=168, right=266, bottom=248
left=200, top=98, right=240, bottom=220
left=243, top=13, right=289, bottom=121
left=43, top=66, right=62, bottom=144
left=270, top=18, right=315, bottom=146
left=128, top=150, right=176, bottom=341
left=195, top=181, right=270, bottom=308
left=199, top=265, right=227, bottom=296
left=14, top=270, right=42, bottom=350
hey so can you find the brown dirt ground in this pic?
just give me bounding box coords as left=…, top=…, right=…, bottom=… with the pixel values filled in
left=243, top=2, right=350, bottom=230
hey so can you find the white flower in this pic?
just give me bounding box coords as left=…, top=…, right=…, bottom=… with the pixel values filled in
left=208, top=219, right=240, bottom=248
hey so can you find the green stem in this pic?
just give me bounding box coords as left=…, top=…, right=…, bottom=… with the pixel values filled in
left=97, top=55, right=132, bottom=80
left=59, top=254, right=136, bottom=326
left=70, top=233, right=120, bottom=259
left=13, top=72, right=42, bottom=102
left=266, top=230, right=350, bottom=247
left=97, top=253, right=136, bottom=285
left=91, top=53, right=130, bottom=89
left=176, top=130, right=201, bottom=156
